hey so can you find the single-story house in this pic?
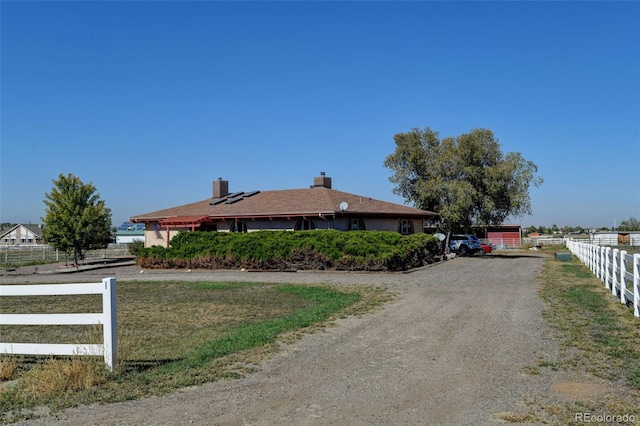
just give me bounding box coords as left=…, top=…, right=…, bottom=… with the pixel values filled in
left=131, top=173, right=438, bottom=247
left=0, top=224, right=45, bottom=245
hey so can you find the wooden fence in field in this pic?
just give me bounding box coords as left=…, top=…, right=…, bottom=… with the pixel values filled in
left=1, top=244, right=131, bottom=266
left=565, top=239, right=640, bottom=318
left=0, top=278, right=118, bottom=370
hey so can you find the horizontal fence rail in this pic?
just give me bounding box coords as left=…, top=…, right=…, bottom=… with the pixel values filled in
left=565, top=239, right=640, bottom=318
left=0, top=277, right=118, bottom=370
left=0, top=244, right=131, bottom=266
left=485, top=238, right=522, bottom=249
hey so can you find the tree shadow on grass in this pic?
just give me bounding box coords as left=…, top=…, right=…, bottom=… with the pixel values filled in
left=121, top=358, right=183, bottom=373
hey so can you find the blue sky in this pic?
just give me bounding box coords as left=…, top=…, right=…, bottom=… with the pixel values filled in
left=1, top=1, right=639, bottom=229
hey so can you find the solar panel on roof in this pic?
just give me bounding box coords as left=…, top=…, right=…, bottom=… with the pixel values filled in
left=210, top=197, right=227, bottom=205
left=210, top=190, right=259, bottom=205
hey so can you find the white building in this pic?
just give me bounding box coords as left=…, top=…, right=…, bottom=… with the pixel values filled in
left=589, top=231, right=640, bottom=246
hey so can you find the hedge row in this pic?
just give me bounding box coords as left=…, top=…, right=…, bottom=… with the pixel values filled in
left=136, top=230, right=442, bottom=272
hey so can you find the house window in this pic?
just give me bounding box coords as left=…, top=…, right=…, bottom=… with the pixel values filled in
left=230, top=221, right=247, bottom=233
left=295, top=219, right=316, bottom=230
left=347, top=218, right=365, bottom=231
left=398, top=219, right=414, bottom=235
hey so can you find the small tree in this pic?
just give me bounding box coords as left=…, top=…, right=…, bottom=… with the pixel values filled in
left=42, top=173, right=112, bottom=265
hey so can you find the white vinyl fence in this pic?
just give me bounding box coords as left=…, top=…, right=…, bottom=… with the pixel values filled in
left=0, top=277, right=118, bottom=370
left=565, top=239, right=640, bottom=318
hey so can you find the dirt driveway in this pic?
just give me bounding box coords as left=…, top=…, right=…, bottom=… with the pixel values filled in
left=4, top=253, right=607, bottom=425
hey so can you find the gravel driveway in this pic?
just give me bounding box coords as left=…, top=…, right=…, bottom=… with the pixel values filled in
left=6, top=253, right=572, bottom=425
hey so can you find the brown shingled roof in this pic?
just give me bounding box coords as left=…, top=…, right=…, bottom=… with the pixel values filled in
left=130, top=186, right=437, bottom=222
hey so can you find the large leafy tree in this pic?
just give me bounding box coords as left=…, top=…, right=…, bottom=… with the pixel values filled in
left=42, top=173, right=112, bottom=265
left=384, top=127, right=543, bottom=233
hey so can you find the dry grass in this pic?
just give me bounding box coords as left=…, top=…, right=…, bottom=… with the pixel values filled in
left=524, top=252, right=640, bottom=424
left=540, top=260, right=640, bottom=382
left=0, top=280, right=385, bottom=422
left=19, top=356, right=106, bottom=397
left=497, top=412, right=540, bottom=423
left=0, top=356, right=20, bottom=382
left=0, top=281, right=312, bottom=362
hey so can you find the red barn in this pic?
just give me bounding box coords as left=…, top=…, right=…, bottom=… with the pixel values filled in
left=483, top=225, right=522, bottom=248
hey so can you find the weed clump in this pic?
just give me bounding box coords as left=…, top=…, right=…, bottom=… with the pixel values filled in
left=19, top=357, right=107, bottom=397
left=0, top=355, right=20, bottom=381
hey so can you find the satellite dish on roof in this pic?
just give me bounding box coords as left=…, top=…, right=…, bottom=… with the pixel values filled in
left=434, top=233, right=446, bottom=241
left=339, top=201, right=349, bottom=212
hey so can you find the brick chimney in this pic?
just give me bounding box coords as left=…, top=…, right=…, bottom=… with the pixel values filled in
left=213, top=177, right=229, bottom=198
left=313, top=172, right=331, bottom=189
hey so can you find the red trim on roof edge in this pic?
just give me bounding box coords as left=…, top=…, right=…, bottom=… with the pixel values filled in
left=158, top=216, right=210, bottom=226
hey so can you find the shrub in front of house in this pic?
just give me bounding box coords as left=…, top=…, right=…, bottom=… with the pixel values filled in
left=127, top=240, right=145, bottom=256
left=136, top=230, right=441, bottom=271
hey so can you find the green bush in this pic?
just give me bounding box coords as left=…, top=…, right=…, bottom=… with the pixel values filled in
left=136, top=230, right=441, bottom=271
left=127, top=240, right=145, bottom=256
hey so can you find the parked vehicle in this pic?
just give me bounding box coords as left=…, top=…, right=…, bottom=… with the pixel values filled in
left=449, top=234, right=482, bottom=256
left=480, top=243, right=493, bottom=255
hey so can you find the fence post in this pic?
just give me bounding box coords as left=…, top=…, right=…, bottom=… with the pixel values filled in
left=620, top=251, right=628, bottom=305
left=604, top=247, right=611, bottom=289
left=612, top=249, right=619, bottom=295
left=584, top=244, right=590, bottom=269
left=600, top=247, right=607, bottom=284
left=101, top=277, right=118, bottom=371
left=634, top=254, right=640, bottom=318
left=597, top=246, right=605, bottom=280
